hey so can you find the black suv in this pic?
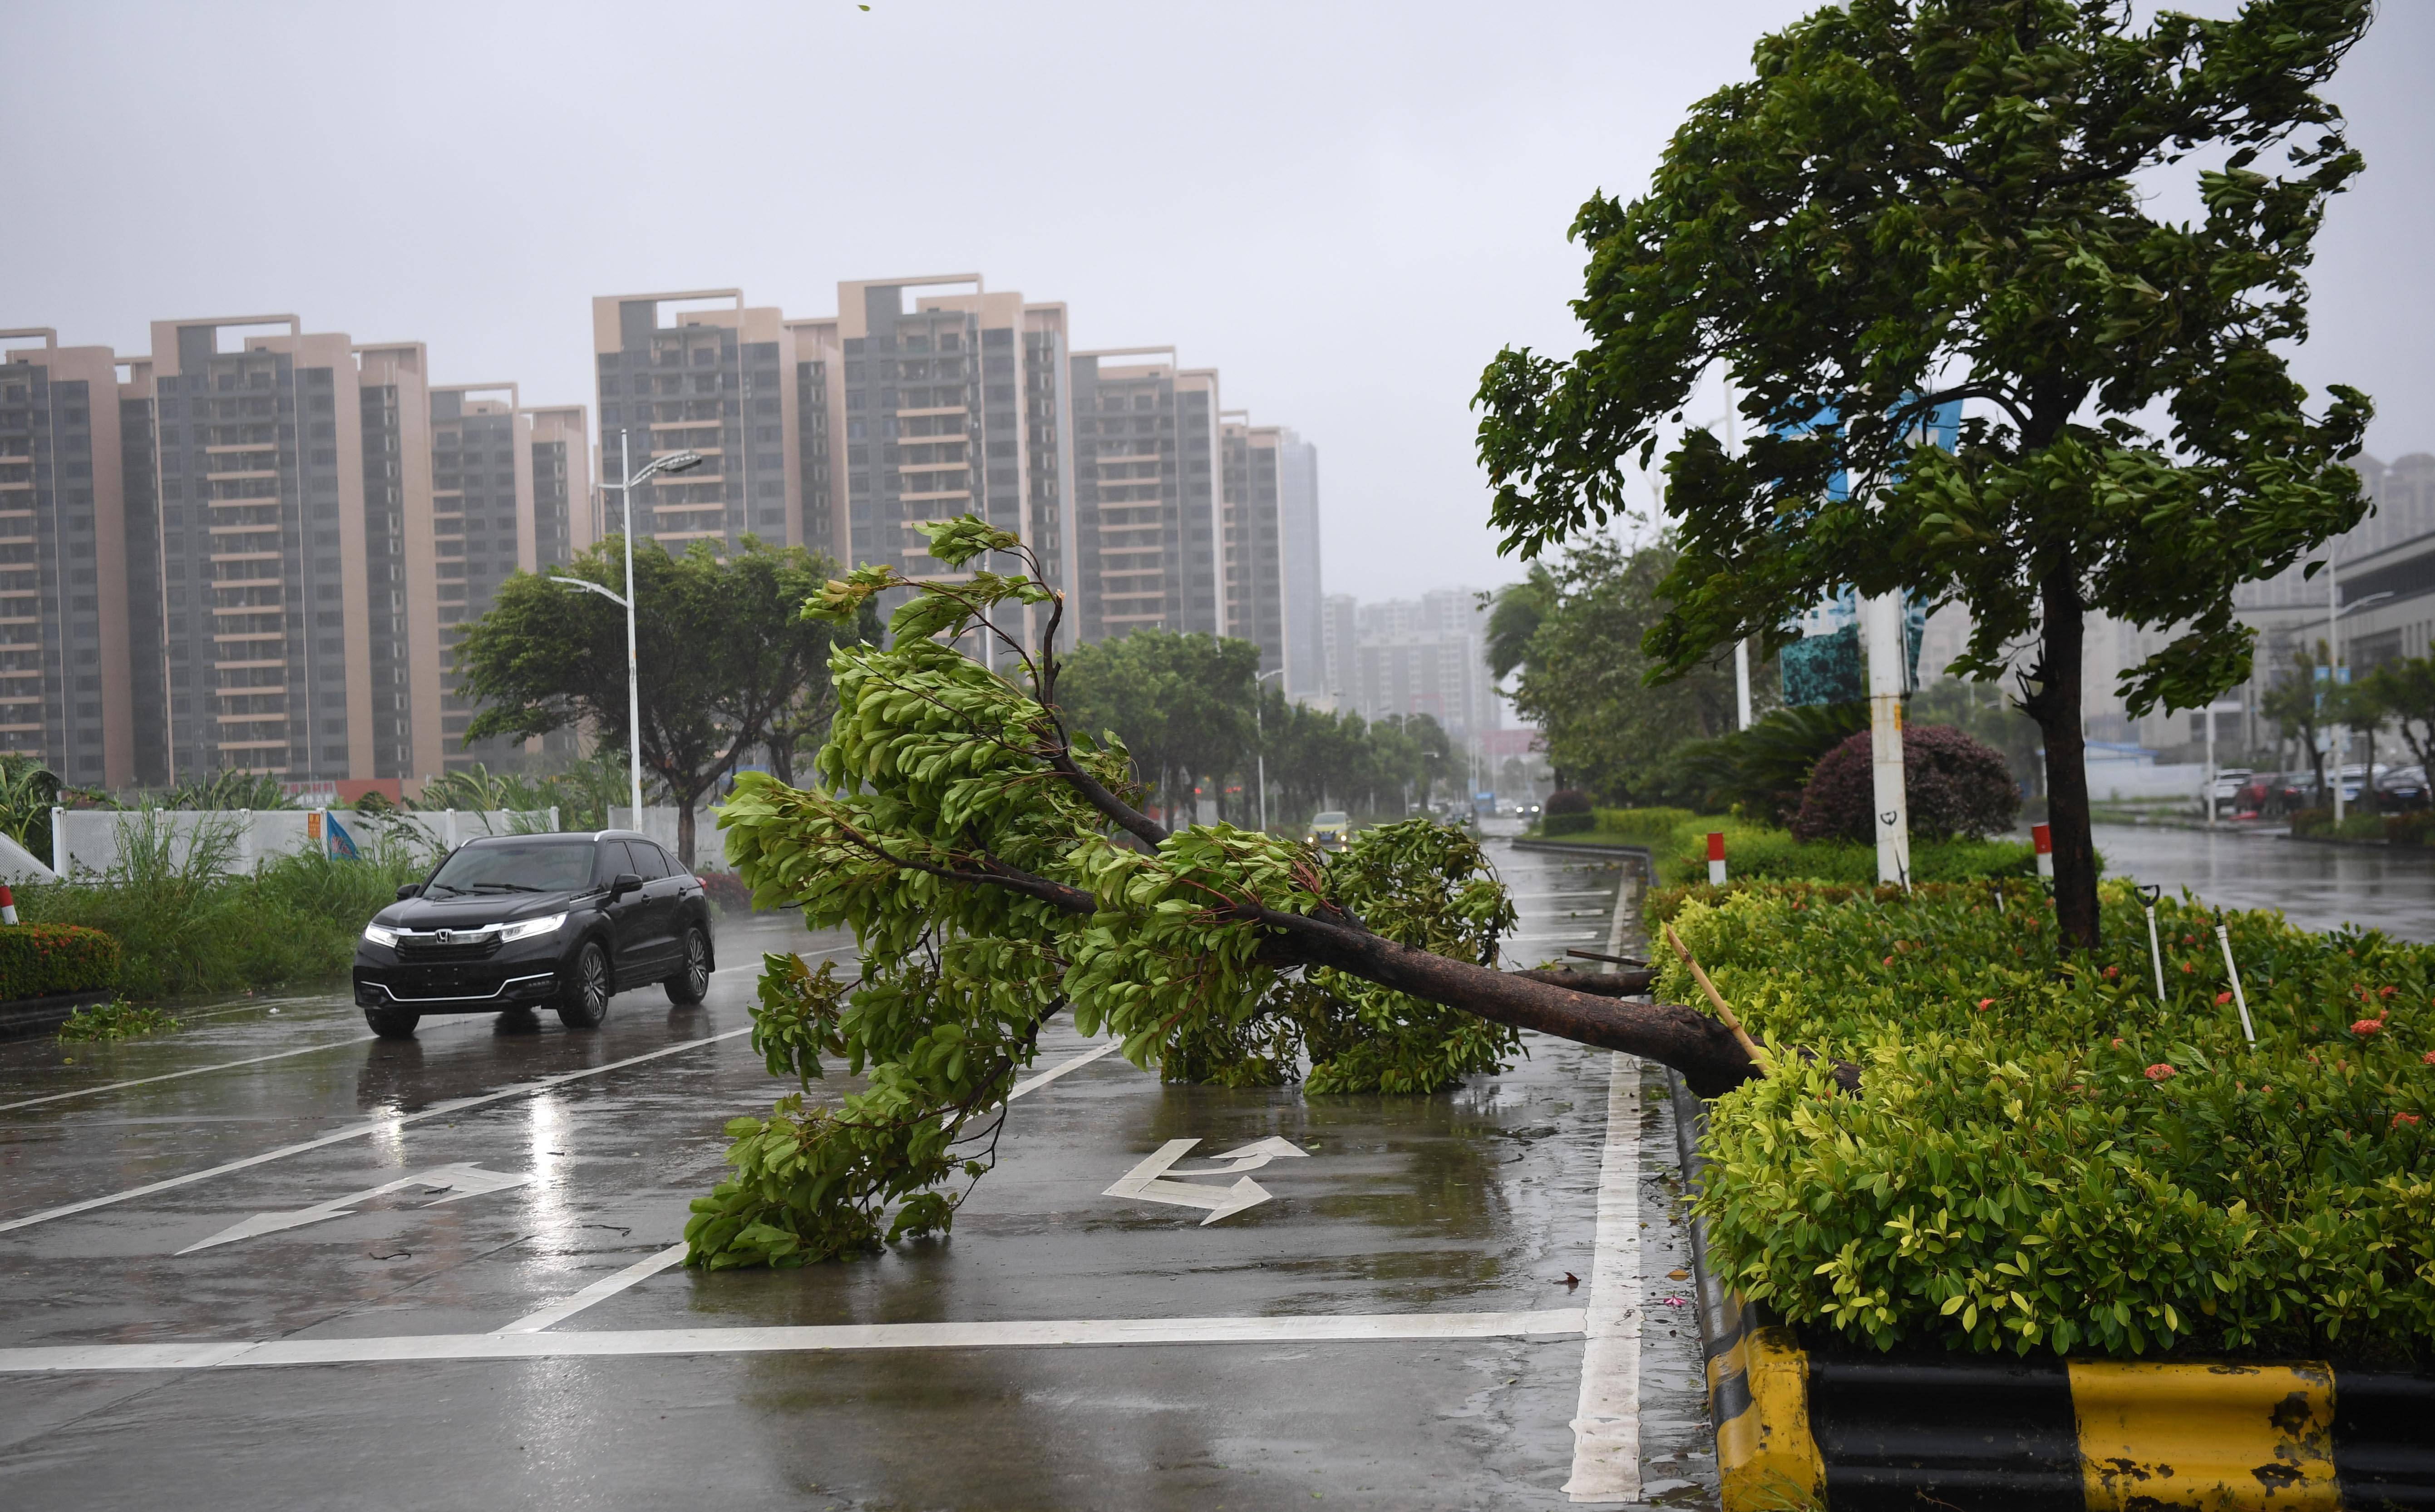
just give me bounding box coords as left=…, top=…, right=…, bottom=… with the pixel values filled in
left=353, top=831, right=715, bottom=1039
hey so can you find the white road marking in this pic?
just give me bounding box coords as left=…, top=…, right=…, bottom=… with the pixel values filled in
left=0, top=1028, right=754, bottom=1236
left=494, top=1034, right=1134, bottom=1333
left=177, top=1162, right=532, bottom=1255
left=1006, top=1037, right=1121, bottom=1098
left=1104, top=1136, right=1308, bottom=1225
left=1563, top=1052, right=1644, bottom=1503
left=0, top=1309, right=1589, bottom=1373
left=493, top=1242, right=690, bottom=1334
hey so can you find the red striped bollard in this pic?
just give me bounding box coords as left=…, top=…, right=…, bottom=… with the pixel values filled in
left=1707, top=831, right=1727, bottom=887
left=0, top=883, right=18, bottom=926
left=2032, top=822, right=2053, bottom=880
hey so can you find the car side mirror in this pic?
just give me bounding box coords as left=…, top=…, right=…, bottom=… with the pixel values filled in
left=611, top=872, right=643, bottom=898
left=395, top=883, right=422, bottom=900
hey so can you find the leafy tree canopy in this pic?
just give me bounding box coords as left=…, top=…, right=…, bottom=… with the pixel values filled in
left=1476, top=0, right=2375, bottom=948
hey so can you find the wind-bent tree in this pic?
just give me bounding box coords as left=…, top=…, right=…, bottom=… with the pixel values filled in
left=684, top=519, right=1761, bottom=1269
left=455, top=536, right=844, bottom=866
left=1475, top=0, right=2374, bottom=949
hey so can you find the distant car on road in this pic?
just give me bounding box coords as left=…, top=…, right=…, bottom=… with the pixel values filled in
left=352, top=830, right=715, bottom=1039
left=1306, top=810, right=1353, bottom=852
left=2205, top=768, right=2251, bottom=818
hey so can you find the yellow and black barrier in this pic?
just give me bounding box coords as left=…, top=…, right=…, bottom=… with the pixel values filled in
left=1665, top=1071, right=2435, bottom=1511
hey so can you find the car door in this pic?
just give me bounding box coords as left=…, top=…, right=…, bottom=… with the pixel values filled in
left=632, top=841, right=687, bottom=973
left=598, top=840, right=662, bottom=983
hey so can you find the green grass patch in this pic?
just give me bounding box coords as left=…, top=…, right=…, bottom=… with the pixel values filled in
left=56, top=999, right=179, bottom=1041
left=1667, top=881, right=2434, bottom=1365
left=20, top=813, right=427, bottom=1000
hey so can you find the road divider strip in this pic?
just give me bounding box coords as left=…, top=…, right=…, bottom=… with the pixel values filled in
left=0, top=1309, right=1592, bottom=1373
left=1562, top=1051, right=1643, bottom=1503
left=1666, top=1069, right=2435, bottom=1511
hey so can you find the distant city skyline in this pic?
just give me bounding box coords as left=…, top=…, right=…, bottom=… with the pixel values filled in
left=9, top=2, right=2424, bottom=606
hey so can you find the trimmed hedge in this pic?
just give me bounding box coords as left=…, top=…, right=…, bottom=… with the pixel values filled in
left=1667, top=882, right=2434, bottom=1365
left=0, top=923, right=121, bottom=1001
left=1792, top=724, right=2020, bottom=842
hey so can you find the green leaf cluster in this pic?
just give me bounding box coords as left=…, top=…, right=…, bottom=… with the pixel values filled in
left=1670, top=882, right=2434, bottom=1362
left=685, top=522, right=1523, bottom=1268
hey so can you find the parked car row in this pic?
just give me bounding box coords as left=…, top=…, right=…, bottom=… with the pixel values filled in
left=2221, top=764, right=2429, bottom=818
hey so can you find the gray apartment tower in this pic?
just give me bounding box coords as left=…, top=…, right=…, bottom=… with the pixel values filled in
left=0, top=331, right=135, bottom=788
left=592, top=291, right=797, bottom=552
left=1069, top=350, right=1222, bottom=643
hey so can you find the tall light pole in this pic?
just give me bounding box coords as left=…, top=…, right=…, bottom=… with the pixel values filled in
left=1253, top=667, right=1285, bottom=832
left=551, top=435, right=701, bottom=826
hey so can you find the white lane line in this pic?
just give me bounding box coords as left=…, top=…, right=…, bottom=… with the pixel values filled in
left=0, top=1309, right=1590, bottom=1374
left=0, top=1027, right=755, bottom=1236
left=495, top=1242, right=691, bottom=1334
left=1006, top=1038, right=1121, bottom=1099
left=494, top=1035, right=1132, bottom=1333
left=1563, top=1053, right=1643, bottom=1503
left=0, top=947, right=846, bottom=1117
left=0, top=1035, right=384, bottom=1113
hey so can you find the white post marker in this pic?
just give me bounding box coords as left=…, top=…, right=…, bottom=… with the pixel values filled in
left=2032, top=822, right=2054, bottom=880
left=50, top=804, right=65, bottom=880
left=2215, top=922, right=2257, bottom=1045
left=1862, top=591, right=1910, bottom=888
left=1733, top=640, right=1752, bottom=731
left=2141, top=886, right=2166, bottom=1002
left=1706, top=831, right=1726, bottom=887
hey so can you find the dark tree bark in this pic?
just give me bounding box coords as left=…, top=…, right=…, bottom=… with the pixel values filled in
left=2024, top=556, right=2101, bottom=952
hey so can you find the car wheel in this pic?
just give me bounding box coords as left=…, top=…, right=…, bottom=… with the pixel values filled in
left=363, top=1005, right=420, bottom=1039
left=557, top=940, right=612, bottom=1029
left=664, top=925, right=711, bottom=1006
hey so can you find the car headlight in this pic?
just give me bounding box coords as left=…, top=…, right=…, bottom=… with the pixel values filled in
left=361, top=923, right=398, bottom=948
left=498, top=912, right=568, bottom=943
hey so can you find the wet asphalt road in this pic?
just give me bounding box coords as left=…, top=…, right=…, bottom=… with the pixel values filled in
left=2090, top=821, right=2435, bottom=942
left=0, top=842, right=1711, bottom=1511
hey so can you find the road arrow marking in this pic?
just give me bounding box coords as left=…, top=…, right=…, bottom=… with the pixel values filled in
left=176, top=1163, right=532, bottom=1255
left=1103, top=1137, right=1308, bottom=1226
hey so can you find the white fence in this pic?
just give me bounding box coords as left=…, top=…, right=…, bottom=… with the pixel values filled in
left=607, top=806, right=726, bottom=867
left=2084, top=761, right=2212, bottom=805
left=48, top=807, right=558, bottom=882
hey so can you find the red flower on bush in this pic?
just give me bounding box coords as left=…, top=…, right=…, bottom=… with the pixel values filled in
left=2104, top=965, right=2120, bottom=980
left=2395, top=1113, right=2422, bottom=1129
left=2145, top=1064, right=2176, bottom=1081
left=2379, top=985, right=2397, bottom=999
left=2424, top=1050, right=2435, bottom=1066
left=2110, top=1037, right=2125, bottom=1048
left=1976, top=998, right=1994, bottom=1011
left=2353, top=1019, right=2386, bottom=1037
left=2215, top=992, right=2233, bottom=1006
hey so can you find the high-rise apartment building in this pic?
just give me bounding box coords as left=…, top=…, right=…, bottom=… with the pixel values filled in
left=144, top=316, right=375, bottom=783
left=527, top=404, right=593, bottom=571
left=0, top=330, right=136, bottom=788
left=1328, top=588, right=1499, bottom=746
left=354, top=343, right=439, bottom=781
left=593, top=290, right=797, bottom=552
left=1218, top=418, right=1323, bottom=693
left=1069, top=350, right=1222, bottom=643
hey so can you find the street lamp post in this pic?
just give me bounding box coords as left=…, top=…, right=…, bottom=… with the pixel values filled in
left=1253, top=668, right=1285, bottom=833
left=551, top=434, right=701, bottom=826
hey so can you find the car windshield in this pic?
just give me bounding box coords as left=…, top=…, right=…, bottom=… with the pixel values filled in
left=1312, top=812, right=1349, bottom=827
left=424, top=840, right=595, bottom=897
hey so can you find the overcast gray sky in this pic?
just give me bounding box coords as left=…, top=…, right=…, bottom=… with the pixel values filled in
left=5, top=1, right=2426, bottom=603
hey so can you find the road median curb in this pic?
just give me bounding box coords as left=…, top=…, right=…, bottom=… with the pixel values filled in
left=1664, top=1069, right=2435, bottom=1510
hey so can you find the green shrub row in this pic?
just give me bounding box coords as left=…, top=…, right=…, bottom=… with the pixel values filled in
left=1535, top=806, right=2036, bottom=888
left=1666, top=882, right=2434, bottom=1364
left=21, top=829, right=426, bottom=1000
left=0, top=923, right=121, bottom=1001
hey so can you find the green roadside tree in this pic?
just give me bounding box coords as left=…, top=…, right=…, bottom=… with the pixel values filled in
left=2367, top=655, right=2435, bottom=788
left=684, top=519, right=1763, bottom=1269
left=2261, top=642, right=2333, bottom=809
left=1475, top=0, right=2374, bottom=950
left=454, top=536, right=843, bottom=867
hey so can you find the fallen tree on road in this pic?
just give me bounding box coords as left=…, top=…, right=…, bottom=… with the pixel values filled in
left=685, top=519, right=1767, bottom=1270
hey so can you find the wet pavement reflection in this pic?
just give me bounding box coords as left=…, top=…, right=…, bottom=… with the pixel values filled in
left=2090, top=822, right=2435, bottom=941
left=0, top=848, right=1701, bottom=1510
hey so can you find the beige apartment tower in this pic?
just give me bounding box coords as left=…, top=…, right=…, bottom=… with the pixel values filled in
left=592, top=291, right=799, bottom=552
left=1069, top=349, right=1222, bottom=643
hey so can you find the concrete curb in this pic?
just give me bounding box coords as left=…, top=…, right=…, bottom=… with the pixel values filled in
left=1665, top=1069, right=2435, bottom=1511
left=1505, top=839, right=1656, bottom=865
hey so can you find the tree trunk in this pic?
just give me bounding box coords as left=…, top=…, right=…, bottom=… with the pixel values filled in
left=2026, top=561, right=2101, bottom=952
